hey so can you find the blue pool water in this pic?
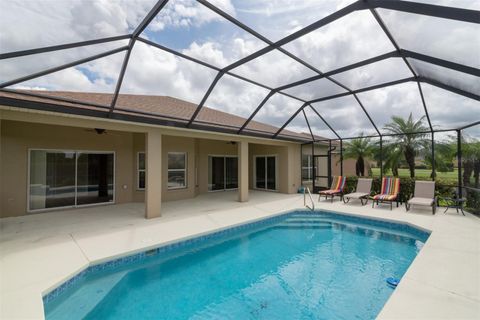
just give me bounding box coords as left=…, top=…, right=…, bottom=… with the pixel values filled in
left=44, top=211, right=429, bottom=320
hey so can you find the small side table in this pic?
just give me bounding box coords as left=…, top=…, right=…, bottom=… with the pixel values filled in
left=443, top=197, right=466, bottom=216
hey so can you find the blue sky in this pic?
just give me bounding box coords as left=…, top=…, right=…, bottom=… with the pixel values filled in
left=0, top=0, right=478, bottom=138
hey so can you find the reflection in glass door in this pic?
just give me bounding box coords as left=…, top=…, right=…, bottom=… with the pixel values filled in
left=29, top=150, right=114, bottom=211
left=29, top=150, right=76, bottom=210
left=208, top=156, right=238, bottom=191
left=255, top=156, right=277, bottom=191
left=76, top=153, right=114, bottom=205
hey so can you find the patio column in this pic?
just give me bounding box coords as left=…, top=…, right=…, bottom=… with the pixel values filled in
left=145, top=130, right=162, bottom=219
left=238, top=141, right=249, bottom=202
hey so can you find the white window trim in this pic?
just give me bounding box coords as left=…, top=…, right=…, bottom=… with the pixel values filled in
left=253, top=154, right=278, bottom=192
left=27, top=148, right=115, bottom=213
left=137, top=152, right=145, bottom=191
left=302, top=154, right=313, bottom=183
left=168, top=152, right=187, bottom=190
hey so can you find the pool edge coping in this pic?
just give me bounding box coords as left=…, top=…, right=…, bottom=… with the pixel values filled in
left=41, top=207, right=432, bottom=306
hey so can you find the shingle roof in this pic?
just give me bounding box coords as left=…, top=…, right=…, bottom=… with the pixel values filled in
left=0, top=90, right=324, bottom=142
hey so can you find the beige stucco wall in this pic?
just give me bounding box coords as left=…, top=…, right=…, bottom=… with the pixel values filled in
left=248, top=143, right=300, bottom=194
left=1, top=120, right=135, bottom=217
left=0, top=110, right=303, bottom=217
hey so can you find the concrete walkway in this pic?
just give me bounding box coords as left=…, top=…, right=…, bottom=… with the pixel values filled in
left=1, top=191, right=479, bottom=319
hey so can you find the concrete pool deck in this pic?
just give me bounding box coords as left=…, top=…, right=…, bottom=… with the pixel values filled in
left=1, top=191, right=479, bottom=319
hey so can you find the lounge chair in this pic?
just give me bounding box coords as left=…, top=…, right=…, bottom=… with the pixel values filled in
left=406, top=181, right=436, bottom=214
left=343, top=178, right=372, bottom=205
left=318, top=176, right=346, bottom=202
left=371, top=177, right=400, bottom=210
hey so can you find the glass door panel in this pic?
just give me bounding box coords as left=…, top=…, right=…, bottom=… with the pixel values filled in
left=76, top=153, right=114, bottom=205
left=266, top=156, right=276, bottom=191
left=208, top=156, right=225, bottom=191
left=225, top=157, right=238, bottom=190
left=29, top=150, right=76, bottom=210
left=255, top=157, right=266, bottom=189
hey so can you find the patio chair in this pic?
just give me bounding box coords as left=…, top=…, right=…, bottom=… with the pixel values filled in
left=343, top=178, right=373, bottom=206
left=406, top=181, right=436, bottom=214
left=371, top=177, right=400, bottom=210
left=318, top=176, right=346, bottom=202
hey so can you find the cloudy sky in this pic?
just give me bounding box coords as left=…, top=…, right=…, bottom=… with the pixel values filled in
left=0, top=0, right=478, bottom=138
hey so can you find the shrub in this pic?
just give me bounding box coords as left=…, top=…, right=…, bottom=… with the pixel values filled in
left=344, top=176, right=458, bottom=205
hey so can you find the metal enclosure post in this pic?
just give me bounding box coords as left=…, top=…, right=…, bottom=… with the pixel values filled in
left=312, top=142, right=315, bottom=191
left=431, top=132, right=435, bottom=181
left=457, top=130, right=462, bottom=198
left=328, top=140, right=332, bottom=187
left=340, top=139, right=343, bottom=176
left=380, top=136, right=383, bottom=180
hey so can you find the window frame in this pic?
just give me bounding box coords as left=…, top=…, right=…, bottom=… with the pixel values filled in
left=27, top=148, right=116, bottom=213
left=137, top=152, right=146, bottom=191
left=167, top=152, right=188, bottom=190
left=302, top=154, right=313, bottom=182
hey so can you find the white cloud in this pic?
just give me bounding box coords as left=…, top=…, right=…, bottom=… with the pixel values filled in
left=148, top=0, right=236, bottom=31
left=0, top=0, right=477, bottom=139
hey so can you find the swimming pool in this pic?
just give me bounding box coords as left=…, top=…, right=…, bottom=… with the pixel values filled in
left=44, top=210, right=429, bottom=320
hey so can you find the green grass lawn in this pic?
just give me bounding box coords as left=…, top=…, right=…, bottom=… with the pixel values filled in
left=370, top=168, right=459, bottom=182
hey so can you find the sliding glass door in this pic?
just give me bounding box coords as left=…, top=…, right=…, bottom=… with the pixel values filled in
left=208, top=156, right=238, bottom=191
left=76, top=153, right=114, bottom=205
left=255, top=155, right=277, bottom=191
left=29, top=150, right=76, bottom=210
left=29, top=150, right=114, bottom=211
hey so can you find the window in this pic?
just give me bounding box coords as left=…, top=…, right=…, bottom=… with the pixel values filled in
left=302, top=154, right=313, bottom=181
left=168, top=152, right=187, bottom=189
left=137, top=152, right=145, bottom=190
left=28, top=149, right=114, bottom=211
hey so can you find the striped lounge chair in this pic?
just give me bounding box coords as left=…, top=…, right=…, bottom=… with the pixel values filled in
left=371, top=177, right=400, bottom=210
left=318, top=176, right=346, bottom=203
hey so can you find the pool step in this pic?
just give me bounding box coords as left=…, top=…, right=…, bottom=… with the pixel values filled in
left=283, top=219, right=332, bottom=225
left=275, top=222, right=332, bottom=229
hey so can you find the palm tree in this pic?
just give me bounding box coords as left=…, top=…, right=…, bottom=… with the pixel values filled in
left=423, top=140, right=456, bottom=179
left=343, top=134, right=374, bottom=176
left=383, top=113, right=429, bottom=178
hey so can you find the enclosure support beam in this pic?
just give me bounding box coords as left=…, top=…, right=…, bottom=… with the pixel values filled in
left=308, top=105, right=341, bottom=140
left=402, top=50, right=480, bottom=77
left=418, top=77, right=480, bottom=102
left=0, top=46, right=128, bottom=88
left=276, top=51, right=399, bottom=91
left=328, top=140, right=333, bottom=187
left=417, top=82, right=433, bottom=131
left=187, top=71, right=225, bottom=127
left=340, top=139, right=344, bottom=177
left=367, top=0, right=480, bottom=24
left=303, top=109, right=315, bottom=142
left=109, top=0, right=170, bottom=113
left=380, top=136, right=384, bottom=181
left=0, top=34, right=131, bottom=60
left=272, top=103, right=308, bottom=138
left=459, top=121, right=480, bottom=131
left=308, top=77, right=415, bottom=104
left=238, top=90, right=277, bottom=134
left=431, top=132, right=436, bottom=181
left=457, top=130, right=463, bottom=199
